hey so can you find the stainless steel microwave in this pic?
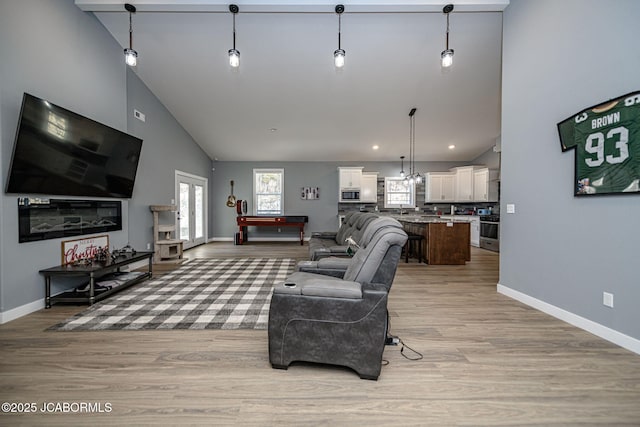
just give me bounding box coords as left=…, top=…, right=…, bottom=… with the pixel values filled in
left=340, top=190, right=360, bottom=201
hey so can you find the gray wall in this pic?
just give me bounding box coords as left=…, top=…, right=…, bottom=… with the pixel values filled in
left=500, top=0, right=640, bottom=340
left=0, top=0, right=209, bottom=317
left=126, top=69, right=211, bottom=250
left=0, top=0, right=128, bottom=314
left=472, top=145, right=501, bottom=170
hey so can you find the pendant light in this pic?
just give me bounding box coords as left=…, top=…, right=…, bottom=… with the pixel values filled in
left=123, top=3, right=138, bottom=67
left=334, top=4, right=345, bottom=68
left=412, top=108, right=423, bottom=184
left=228, top=4, right=240, bottom=68
left=405, top=108, right=423, bottom=185
left=441, top=4, right=454, bottom=68
left=400, top=156, right=406, bottom=178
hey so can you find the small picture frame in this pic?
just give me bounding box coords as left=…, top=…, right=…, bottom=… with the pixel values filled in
left=301, top=187, right=320, bottom=200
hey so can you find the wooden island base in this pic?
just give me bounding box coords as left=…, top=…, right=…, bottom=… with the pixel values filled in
left=400, top=220, right=470, bottom=265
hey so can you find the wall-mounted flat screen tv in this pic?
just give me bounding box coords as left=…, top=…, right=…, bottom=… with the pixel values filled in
left=5, top=93, right=143, bottom=199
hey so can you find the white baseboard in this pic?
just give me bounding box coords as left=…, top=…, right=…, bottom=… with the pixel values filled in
left=497, top=284, right=640, bottom=355
left=0, top=299, right=45, bottom=324
left=210, top=237, right=233, bottom=242
left=210, top=237, right=310, bottom=242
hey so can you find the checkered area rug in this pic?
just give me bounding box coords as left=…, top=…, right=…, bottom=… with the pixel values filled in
left=49, top=258, right=296, bottom=331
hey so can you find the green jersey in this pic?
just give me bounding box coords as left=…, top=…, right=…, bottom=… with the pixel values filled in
left=558, top=91, right=640, bottom=195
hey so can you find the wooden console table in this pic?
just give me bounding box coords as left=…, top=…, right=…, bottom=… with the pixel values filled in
left=236, top=215, right=309, bottom=245
left=40, top=251, right=153, bottom=308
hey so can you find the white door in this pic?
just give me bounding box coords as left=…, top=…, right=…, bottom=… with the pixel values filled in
left=175, top=171, right=207, bottom=249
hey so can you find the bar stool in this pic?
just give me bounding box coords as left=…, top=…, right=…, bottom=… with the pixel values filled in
left=404, top=234, right=424, bottom=263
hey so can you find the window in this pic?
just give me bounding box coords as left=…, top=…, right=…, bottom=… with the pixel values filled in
left=384, top=177, right=414, bottom=208
left=253, top=169, right=284, bottom=215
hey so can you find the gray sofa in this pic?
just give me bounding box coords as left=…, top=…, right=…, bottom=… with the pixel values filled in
left=297, top=216, right=404, bottom=278
left=308, top=211, right=379, bottom=261
left=268, top=217, right=408, bottom=380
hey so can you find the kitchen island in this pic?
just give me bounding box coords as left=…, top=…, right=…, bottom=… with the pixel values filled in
left=398, top=216, right=471, bottom=265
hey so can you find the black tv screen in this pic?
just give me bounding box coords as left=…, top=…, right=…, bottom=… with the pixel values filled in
left=5, top=93, right=143, bottom=199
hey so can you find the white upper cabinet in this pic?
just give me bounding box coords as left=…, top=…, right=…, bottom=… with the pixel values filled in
left=427, top=167, right=499, bottom=203
left=425, top=172, right=456, bottom=202
left=338, top=167, right=362, bottom=189
left=452, top=166, right=476, bottom=202
left=360, top=173, right=378, bottom=203
left=473, top=168, right=499, bottom=202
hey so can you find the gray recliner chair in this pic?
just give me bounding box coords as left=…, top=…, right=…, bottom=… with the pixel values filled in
left=307, top=211, right=379, bottom=260
left=268, top=217, right=408, bottom=380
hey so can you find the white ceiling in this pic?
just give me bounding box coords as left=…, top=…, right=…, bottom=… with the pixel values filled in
left=78, top=1, right=506, bottom=162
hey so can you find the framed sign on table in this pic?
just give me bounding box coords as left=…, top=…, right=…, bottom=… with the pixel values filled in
left=61, top=234, right=109, bottom=265
left=558, top=90, right=640, bottom=196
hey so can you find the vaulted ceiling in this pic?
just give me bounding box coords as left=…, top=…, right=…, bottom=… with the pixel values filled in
left=77, top=0, right=506, bottom=162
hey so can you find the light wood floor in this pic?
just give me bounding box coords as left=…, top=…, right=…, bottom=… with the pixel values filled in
left=1, top=243, right=639, bottom=426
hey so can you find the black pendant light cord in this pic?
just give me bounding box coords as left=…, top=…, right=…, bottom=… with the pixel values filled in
left=338, top=13, right=342, bottom=50
left=446, top=12, right=450, bottom=50
left=129, top=11, right=133, bottom=49
left=230, top=4, right=239, bottom=50
left=125, top=3, right=136, bottom=50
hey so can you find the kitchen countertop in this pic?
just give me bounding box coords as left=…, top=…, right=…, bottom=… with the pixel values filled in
left=337, top=211, right=481, bottom=223
left=394, top=215, right=474, bottom=224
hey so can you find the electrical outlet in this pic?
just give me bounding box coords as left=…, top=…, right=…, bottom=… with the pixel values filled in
left=146, top=242, right=151, bottom=250
left=603, top=292, right=614, bottom=308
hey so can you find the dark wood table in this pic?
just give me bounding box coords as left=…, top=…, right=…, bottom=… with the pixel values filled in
left=40, top=251, right=153, bottom=308
left=236, top=215, right=309, bottom=245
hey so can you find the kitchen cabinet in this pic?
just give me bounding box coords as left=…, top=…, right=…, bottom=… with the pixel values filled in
left=338, top=167, right=362, bottom=189
left=443, top=215, right=480, bottom=247
left=425, top=172, right=456, bottom=202
left=470, top=216, right=480, bottom=247
left=473, top=168, right=499, bottom=202
left=452, top=166, right=476, bottom=202
left=360, top=172, right=378, bottom=203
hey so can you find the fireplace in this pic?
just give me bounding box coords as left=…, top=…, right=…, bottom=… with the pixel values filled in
left=17, top=198, right=122, bottom=243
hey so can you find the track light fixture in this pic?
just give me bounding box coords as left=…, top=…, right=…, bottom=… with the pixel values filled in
left=334, top=4, right=345, bottom=68
left=123, top=3, right=138, bottom=67
left=228, top=4, right=240, bottom=68
left=441, top=4, right=454, bottom=68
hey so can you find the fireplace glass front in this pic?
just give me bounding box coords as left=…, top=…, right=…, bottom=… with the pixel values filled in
left=18, top=198, right=122, bottom=243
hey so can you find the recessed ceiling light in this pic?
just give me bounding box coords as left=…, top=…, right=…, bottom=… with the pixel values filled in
left=372, top=145, right=379, bottom=150
left=269, top=128, right=277, bottom=132
left=448, top=144, right=456, bottom=150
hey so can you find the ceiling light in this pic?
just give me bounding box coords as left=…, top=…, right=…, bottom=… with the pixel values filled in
left=334, top=5, right=345, bottom=68
left=124, top=3, right=138, bottom=67
left=228, top=4, right=240, bottom=68
left=448, top=144, right=456, bottom=149
left=441, top=4, right=454, bottom=68
left=404, top=108, right=423, bottom=185
left=372, top=145, right=379, bottom=150
left=399, top=156, right=405, bottom=178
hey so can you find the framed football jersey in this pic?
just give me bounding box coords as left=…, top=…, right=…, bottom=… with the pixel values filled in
left=558, top=90, right=640, bottom=196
